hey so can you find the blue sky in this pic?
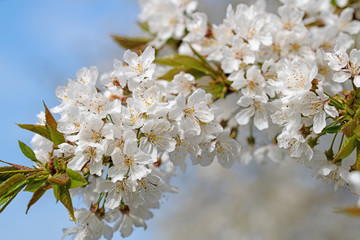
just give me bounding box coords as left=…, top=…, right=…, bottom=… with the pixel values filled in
left=0, top=0, right=164, bottom=239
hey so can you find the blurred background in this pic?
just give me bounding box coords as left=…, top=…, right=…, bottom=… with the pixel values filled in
left=0, top=0, right=360, bottom=239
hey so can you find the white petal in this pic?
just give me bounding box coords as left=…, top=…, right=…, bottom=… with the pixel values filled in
left=333, top=71, right=351, bottom=83
left=235, top=107, right=255, bottom=125
left=120, top=215, right=134, bottom=237
left=324, top=103, right=339, bottom=118
left=313, top=111, right=326, bottom=134
left=67, top=155, right=87, bottom=171
left=319, top=165, right=336, bottom=176
left=354, top=75, right=360, bottom=87
left=254, top=110, right=269, bottom=130
left=104, top=190, right=122, bottom=209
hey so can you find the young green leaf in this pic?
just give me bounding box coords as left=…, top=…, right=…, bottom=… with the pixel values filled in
left=18, top=140, right=41, bottom=164
left=354, top=126, right=360, bottom=140
left=0, top=174, right=26, bottom=197
left=53, top=185, right=60, bottom=202
left=0, top=167, right=17, bottom=182
left=0, top=186, right=24, bottom=213
left=333, top=135, right=359, bottom=163
left=324, top=125, right=341, bottom=134
left=137, top=22, right=150, bottom=33
left=66, top=168, right=87, bottom=189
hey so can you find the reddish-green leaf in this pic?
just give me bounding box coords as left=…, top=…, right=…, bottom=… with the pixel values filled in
left=47, top=125, right=65, bottom=146
left=26, top=181, right=50, bottom=214
left=0, top=160, right=32, bottom=170
left=48, top=173, right=69, bottom=186
left=43, top=101, right=58, bottom=130
left=17, top=124, right=51, bottom=141
left=24, top=177, right=48, bottom=192
left=0, top=174, right=26, bottom=197
left=0, top=173, right=26, bottom=213
left=112, top=35, right=151, bottom=52
left=341, top=119, right=357, bottom=137
left=43, top=102, right=65, bottom=146
left=53, top=185, right=76, bottom=221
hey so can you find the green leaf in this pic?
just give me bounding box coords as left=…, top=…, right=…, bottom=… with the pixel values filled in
left=188, top=44, right=216, bottom=72
left=26, top=181, right=50, bottom=214
left=137, top=22, right=150, bottom=33
left=158, top=67, right=187, bottom=81
left=354, top=126, right=360, bottom=140
left=48, top=173, right=69, bottom=186
left=112, top=35, right=151, bottom=51
left=0, top=174, right=26, bottom=197
left=17, top=124, right=51, bottom=141
left=155, top=55, right=216, bottom=78
left=18, top=140, right=41, bottom=164
left=0, top=185, right=24, bottom=213
left=53, top=185, right=76, bottom=221
left=53, top=185, right=60, bottom=202
left=157, top=67, right=205, bottom=81
left=324, top=125, right=341, bottom=134
left=66, top=169, right=87, bottom=189
left=53, top=157, right=59, bottom=169
left=333, top=135, right=359, bottom=163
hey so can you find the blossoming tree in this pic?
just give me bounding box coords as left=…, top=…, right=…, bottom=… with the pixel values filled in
left=2, top=0, right=360, bottom=239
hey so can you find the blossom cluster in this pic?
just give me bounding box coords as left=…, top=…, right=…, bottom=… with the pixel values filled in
left=29, top=45, right=240, bottom=239
left=3, top=0, right=360, bottom=239
left=136, top=0, right=360, bottom=225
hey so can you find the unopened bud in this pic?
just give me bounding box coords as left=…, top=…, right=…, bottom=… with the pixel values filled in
left=153, top=158, right=162, bottom=167
left=82, top=166, right=90, bottom=175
